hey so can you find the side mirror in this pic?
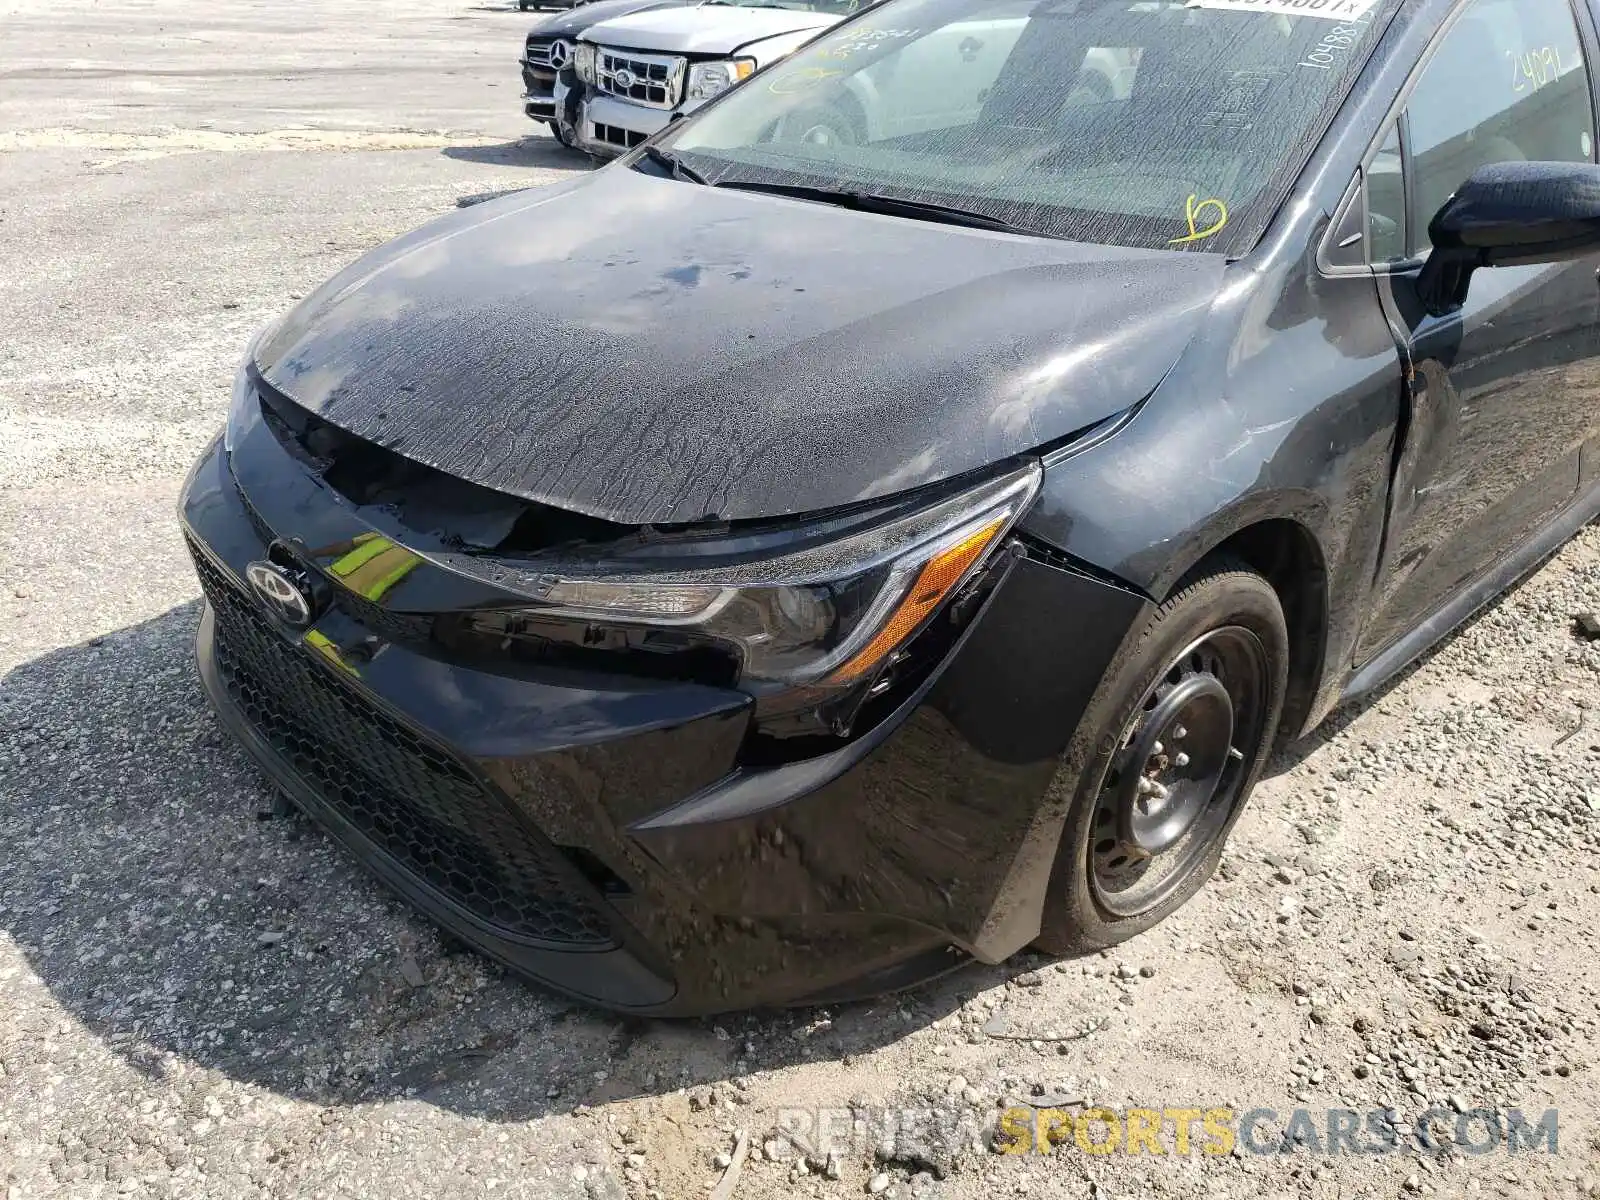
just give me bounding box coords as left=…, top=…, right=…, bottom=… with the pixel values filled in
left=1416, top=160, right=1600, bottom=316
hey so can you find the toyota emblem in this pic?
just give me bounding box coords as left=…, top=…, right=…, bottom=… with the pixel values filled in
left=613, top=67, right=636, bottom=88
left=246, top=561, right=314, bottom=628
left=548, top=39, right=571, bottom=69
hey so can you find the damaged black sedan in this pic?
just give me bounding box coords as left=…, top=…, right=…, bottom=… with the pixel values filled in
left=183, top=0, right=1600, bottom=1013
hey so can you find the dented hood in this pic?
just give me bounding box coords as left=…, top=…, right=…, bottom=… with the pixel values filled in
left=254, top=168, right=1226, bottom=525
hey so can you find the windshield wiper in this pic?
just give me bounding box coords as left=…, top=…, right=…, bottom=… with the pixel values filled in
left=639, top=144, right=709, bottom=185
left=710, top=179, right=1028, bottom=233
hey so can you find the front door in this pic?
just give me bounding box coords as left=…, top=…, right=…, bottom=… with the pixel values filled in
left=1357, top=0, right=1600, bottom=661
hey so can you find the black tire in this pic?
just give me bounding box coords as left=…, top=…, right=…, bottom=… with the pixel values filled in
left=1033, top=561, right=1288, bottom=956
left=548, top=120, right=575, bottom=149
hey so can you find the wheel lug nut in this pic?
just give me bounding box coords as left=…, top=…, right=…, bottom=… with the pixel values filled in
left=1174, top=751, right=1190, bottom=768
left=1136, top=776, right=1169, bottom=801
left=1152, top=741, right=1164, bottom=755
left=1173, top=724, right=1188, bottom=740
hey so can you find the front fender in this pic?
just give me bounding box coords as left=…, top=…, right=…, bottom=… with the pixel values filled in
left=1018, top=255, right=1404, bottom=736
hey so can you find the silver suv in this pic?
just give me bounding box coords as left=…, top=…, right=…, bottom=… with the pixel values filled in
left=570, top=0, right=861, bottom=158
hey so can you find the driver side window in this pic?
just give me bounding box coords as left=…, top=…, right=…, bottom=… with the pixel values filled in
left=1374, top=0, right=1596, bottom=260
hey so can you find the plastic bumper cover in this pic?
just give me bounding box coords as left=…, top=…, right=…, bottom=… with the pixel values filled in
left=179, top=430, right=1150, bottom=1012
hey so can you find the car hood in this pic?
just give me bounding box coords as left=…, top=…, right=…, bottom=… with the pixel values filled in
left=582, top=5, right=837, bottom=53
left=530, top=0, right=687, bottom=38
left=254, top=168, right=1226, bottom=526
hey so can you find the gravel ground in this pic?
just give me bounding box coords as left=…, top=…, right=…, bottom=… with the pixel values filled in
left=3, top=2, right=1600, bottom=1197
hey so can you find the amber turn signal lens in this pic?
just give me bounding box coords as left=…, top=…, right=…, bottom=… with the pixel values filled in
left=827, top=515, right=1007, bottom=684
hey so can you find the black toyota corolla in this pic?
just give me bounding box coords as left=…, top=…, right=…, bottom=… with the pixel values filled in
left=182, top=0, right=1600, bottom=1013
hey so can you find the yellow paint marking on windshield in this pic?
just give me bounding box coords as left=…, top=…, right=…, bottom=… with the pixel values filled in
left=1169, top=195, right=1229, bottom=246
left=767, top=67, right=844, bottom=95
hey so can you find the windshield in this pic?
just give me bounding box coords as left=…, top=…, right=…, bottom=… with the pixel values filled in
left=662, top=0, right=1398, bottom=254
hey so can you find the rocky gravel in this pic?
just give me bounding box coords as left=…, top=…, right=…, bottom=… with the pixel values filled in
left=4, top=1, right=1600, bottom=1197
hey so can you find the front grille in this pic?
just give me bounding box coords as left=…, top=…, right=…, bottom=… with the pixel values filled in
left=326, top=584, right=435, bottom=646
left=525, top=36, right=556, bottom=68
left=524, top=35, right=571, bottom=72
left=592, top=122, right=648, bottom=151
left=594, top=46, right=685, bottom=109
left=189, top=542, right=614, bottom=948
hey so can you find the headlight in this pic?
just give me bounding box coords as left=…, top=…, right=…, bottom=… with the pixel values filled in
left=511, top=462, right=1040, bottom=691
left=574, top=42, right=596, bottom=84
left=686, top=58, right=756, bottom=102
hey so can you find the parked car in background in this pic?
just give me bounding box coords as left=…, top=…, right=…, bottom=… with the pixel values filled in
left=565, top=0, right=1129, bottom=160
left=521, top=0, right=694, bottom=145
left=570, top=0, right=863, bottom=158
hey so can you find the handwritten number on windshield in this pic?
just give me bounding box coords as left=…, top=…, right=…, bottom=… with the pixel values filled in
left=1510, top=46, right=1564, bottom=94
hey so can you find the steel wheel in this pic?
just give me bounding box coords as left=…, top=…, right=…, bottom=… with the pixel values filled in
left=1088, top=625, right=1270, bottom=917
left=1034, top=562, right=1288, bottom=957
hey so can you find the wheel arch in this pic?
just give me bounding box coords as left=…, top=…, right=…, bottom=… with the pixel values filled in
left=1165, top=515, right=1331, bottom=743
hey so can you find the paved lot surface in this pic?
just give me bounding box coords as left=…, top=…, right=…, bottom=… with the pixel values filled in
left=4, top=2, right=1600, bottom=1198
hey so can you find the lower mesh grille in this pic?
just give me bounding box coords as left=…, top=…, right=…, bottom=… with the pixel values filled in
left=189, top=541, right=614, bottom=948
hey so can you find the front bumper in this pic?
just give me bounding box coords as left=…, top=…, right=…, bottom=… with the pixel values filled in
left=179, top=403, right=1148, bottom=1014
left=520, top=57, right=557, bottom=122
left=577, top=92, right=672, bottom=158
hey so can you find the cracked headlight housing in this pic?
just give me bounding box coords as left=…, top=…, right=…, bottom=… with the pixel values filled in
left=686, top=58, right=756, bottom=103
left=514, top=463, right=1041, bottom=697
